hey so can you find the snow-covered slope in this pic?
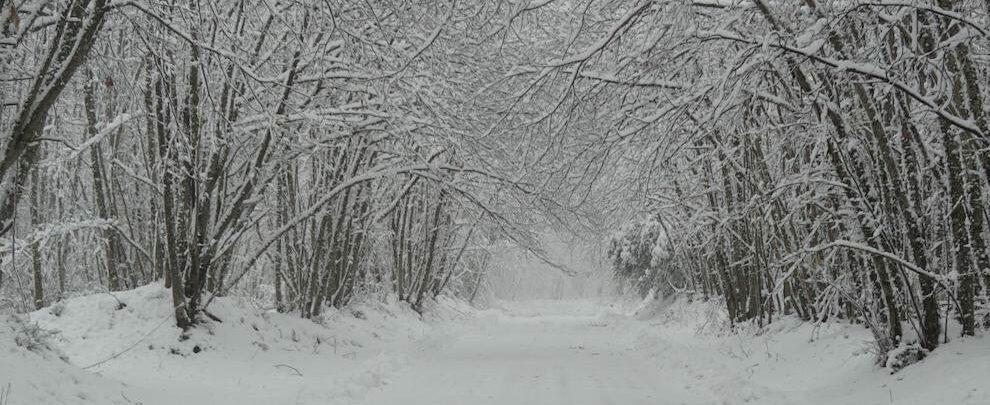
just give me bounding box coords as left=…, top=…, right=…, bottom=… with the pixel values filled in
left=0, top=315, right=128, bottom=404
left=8, top=283, right=468, bottom=405
left=633, top=296, right=990, bottom=404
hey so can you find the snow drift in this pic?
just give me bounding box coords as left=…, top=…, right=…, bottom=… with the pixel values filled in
left=632, top=295, right=990, bottom=404
left=1, top=282, right=470, bottom=405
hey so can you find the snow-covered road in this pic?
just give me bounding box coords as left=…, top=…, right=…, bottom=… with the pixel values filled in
left=11, top=290, right=987, bottom=405
left=360, top=301, right=713, bottom=405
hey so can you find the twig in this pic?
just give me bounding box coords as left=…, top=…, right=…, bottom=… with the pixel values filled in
left=1, top=382, right=11, bottom=405
left=274, top=363, right=303, bottom=376
left=120, top=391, right=142, bottom=404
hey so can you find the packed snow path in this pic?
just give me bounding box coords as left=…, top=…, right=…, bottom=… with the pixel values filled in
left=360, top=301, right=711, bottom=405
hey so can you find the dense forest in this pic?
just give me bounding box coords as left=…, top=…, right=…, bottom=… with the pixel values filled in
left=0, top=0, right=534, bottom=327
left=601, top=0, right=990, bottom=365
left=2, top=0, right=990, bottom=382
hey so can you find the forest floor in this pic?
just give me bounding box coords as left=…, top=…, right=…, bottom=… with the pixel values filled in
left=2, top=287, right=989, bottom=404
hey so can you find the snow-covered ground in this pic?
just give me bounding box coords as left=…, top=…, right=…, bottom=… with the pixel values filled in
left=627, top=297, right=990, bottom=404
left=361, top=299, right=709, bottom=404
left=2, top=283, right=470, bottom=404
left=0, top=315, right=128, bottom=404
left=2, top=287, right=988, bottom=404
left=360, top=297, right=990, bottom=404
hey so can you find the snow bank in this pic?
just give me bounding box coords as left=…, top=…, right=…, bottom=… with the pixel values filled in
left=635, top=297, right=990, bottom=404
left=14, top=282, right=469, bottom=405
left=0, top=315, right=128, bottom=404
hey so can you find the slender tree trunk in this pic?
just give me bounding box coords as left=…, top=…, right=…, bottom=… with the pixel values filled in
left=84, top=70, right=123, bottom=291
left=30, top=165, right=43, bottom=310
